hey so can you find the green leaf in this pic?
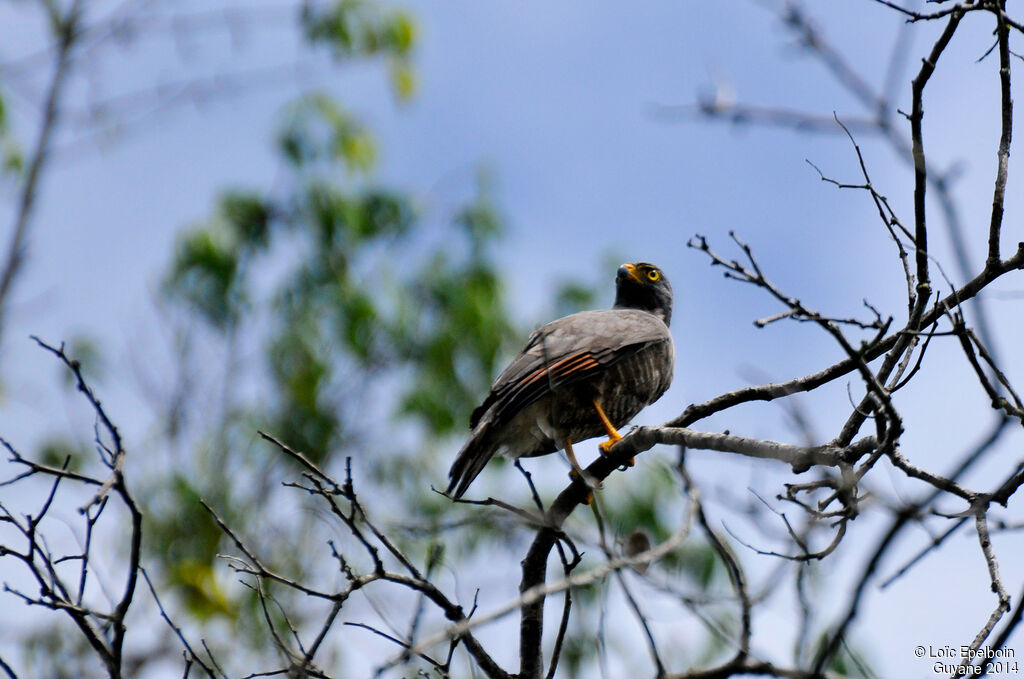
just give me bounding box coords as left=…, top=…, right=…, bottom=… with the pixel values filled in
left=165, top=228, right=241, bottom=329
left=456, top=199, right=502, bottom=245
left=357, top=190, right=414, bottom=238
left=267, top=320, right=338, bottom=460
left=335, top=283, right=379, bottom=362
left=220, top=192, right=271, bottom=249
left=337, top=127, right=377, bottom=174
left=383, top=12, right=416, bottom=54
left=37, top=437, right=87, bottom=472
left=0, top=89, right=22, bottom=176
left=278, top=93, right=378, bottom=174
left=3, top=147, right=23, bottom=174
left=390, top=59, right=416, bottom=101
left=302, top=1, right=417, bottom=61
left=170, top=559, right=237, bottom=622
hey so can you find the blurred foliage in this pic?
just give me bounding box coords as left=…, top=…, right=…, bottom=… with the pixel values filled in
left=57, top=335, right=104, bottom=388
left=278, top=94, right=379, bottom=174
left=172, top=557, right=236, bottom=622
left=0, top=88, right=23, bottom=174
left=598, top=465, right=725, bottom=588
left=166, top=226, right=245, bottom=329
left=813, top=634, right=876, bottom=679
left=301, top=0, right=418, bottom=101
left=21, top=630, right=103, bottom=679
left=157, top=66, right=718, bottom=666
left=36, top=436, right=87, bottom=472
left=553, top=280, right=598, bottom=319
left=9, top=1, right=743, bottom=675
left=152, top=2, right=530, bottom=663
left=302, top=0, right=415, bottom=58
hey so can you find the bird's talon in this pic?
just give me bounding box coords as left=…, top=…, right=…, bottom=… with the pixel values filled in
left=598, top=434, right=623, bottom=455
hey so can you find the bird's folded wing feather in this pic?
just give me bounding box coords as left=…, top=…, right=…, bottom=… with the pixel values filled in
left=469, top=309, right=670, bottom=428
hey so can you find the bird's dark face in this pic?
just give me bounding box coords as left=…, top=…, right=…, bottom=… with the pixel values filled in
left=613, top=262, right=673, bottom=326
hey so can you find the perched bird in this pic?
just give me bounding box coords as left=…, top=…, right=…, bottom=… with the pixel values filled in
left=446, top=262, right=674, bottom=499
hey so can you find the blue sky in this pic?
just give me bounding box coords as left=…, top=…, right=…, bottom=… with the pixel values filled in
left=2, top=1, right=1023, bottom=676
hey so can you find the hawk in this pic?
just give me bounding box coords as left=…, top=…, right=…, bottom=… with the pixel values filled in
left=446, top=262, right=674, bottom=498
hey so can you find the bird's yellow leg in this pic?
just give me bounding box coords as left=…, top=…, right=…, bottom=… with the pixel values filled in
left=565, top=439, right=599, bottom=504
left=594, top=400, right=633, bottom=466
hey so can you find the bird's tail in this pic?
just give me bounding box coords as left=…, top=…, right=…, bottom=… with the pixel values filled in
left=446, top=425, right=498, bottom=499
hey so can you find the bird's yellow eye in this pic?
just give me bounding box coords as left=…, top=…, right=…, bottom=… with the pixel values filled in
left=647, top=269, right=660, bottom=282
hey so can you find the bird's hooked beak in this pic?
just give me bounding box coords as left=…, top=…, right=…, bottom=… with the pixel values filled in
left=617, top=263, right=643, bottom=283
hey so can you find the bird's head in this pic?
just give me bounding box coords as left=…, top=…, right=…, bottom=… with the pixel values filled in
left=613, top=262, right=673, bottom=326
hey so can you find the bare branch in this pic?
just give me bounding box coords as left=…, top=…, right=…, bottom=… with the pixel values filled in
left=0, top=1, right=84, bottom=346
left=986, top=3, right=1013, bottom=266
left=959, top=513, right=1011, bottom=670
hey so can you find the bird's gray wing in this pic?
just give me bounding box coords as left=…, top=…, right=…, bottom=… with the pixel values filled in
left=469, top=309, right=670, bottom=428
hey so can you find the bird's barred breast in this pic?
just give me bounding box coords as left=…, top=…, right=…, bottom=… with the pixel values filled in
left=599, top=338, right=674, bottom=426
left=538, top=336, right=673, bottom=444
